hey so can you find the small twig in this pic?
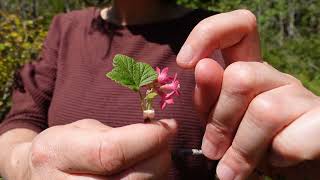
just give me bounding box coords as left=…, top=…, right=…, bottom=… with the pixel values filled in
left=138, top=90, right=145, bottom=112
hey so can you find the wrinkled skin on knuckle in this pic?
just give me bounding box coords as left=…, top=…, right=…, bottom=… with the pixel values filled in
left=99, top=138, right=126, bottom=174
left=224, top=62, right=257, bottom=96
left=29, top=137, right=51, bottom=168
left=30, top=126, right=64, bottom=169
left=219, top=143, right=254, bottom=178
left=230, top=141, right=256, bottom=168
left=207, top=118, right=233, bottom=140
left=28, top=127, right=62, bottom=168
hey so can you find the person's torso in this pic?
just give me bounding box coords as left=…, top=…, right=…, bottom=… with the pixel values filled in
left=47, top=8, right=216, bottom=179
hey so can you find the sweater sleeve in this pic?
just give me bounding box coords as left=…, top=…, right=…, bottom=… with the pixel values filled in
left=0, top=14, right=64, bottom=135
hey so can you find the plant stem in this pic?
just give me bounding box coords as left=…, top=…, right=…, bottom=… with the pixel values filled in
left=138, top=90, right=145, bottom=111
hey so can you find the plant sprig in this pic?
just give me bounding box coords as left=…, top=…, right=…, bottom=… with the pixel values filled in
left=106, top=54, right=180, bottom=121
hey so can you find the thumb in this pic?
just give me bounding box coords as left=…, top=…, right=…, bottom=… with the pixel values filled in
left=194, top=58, right=224, bottom=123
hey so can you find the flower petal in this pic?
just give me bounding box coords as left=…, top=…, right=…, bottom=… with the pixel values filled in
left=156, top=67, right=161, bottom=74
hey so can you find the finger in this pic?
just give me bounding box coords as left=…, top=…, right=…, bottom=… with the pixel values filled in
left=71, top=119, right=112, bottom=131
left=202, top=62, right=301, bottom=160
left=177, top=9, right=261, bottom=69
left=96, top=119, right=176, bottom=175
left=194, top=58, right=223, bottom=123
left=216, top=84, right=319, bottom=179
left=108, top=148, right=171, bottom=180
left=31, top=119, right=177, bottom=175
left=69, top=146, right=171, bottom=180
left=67, top=174, right=107, bottom=180
left=270, top=105, right=320, bottom=167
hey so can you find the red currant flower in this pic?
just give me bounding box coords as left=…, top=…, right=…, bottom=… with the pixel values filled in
left=156, top=67, right=173, bottom=85
left=160, top=73, right=181, bottom=96
left=155, top=67, right=181, bottom=110
left=159, top=91, right=175, bottom=110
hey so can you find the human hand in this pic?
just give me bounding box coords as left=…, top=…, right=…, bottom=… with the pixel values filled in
left=10, top=119, right=177, bottom=180
left=177, top=10, right=320, bottom=179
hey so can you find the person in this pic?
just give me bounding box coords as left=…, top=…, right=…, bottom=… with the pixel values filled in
left=177, top=11, right=320, bottom=179
left=0, top=1, right=319, bottom=180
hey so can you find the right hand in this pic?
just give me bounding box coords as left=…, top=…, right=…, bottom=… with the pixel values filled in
left=10, top=119, right=177, bottom=180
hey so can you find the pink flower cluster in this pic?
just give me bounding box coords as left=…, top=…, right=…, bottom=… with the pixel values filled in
left=156, top=67, right=181, bottom=110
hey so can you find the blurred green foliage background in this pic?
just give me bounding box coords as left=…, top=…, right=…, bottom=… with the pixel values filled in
left=0, top=0, right=319, bottom=121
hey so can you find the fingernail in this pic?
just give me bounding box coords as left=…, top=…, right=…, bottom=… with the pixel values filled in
left=177, top=44, right=194, bottom=65
left=217, top=164, right=236, bottom=180
left=159, top=119, right=178, bottom=131
left=201, top=138, right=218, bottom=159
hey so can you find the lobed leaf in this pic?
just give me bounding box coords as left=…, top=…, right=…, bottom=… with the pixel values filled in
left=106, top=54, right=158, bottom=92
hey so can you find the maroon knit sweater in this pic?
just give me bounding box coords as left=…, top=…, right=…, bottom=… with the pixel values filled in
left=0, top=8, right=216, bottom=179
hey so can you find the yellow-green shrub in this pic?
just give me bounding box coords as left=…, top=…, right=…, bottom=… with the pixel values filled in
left=0, top=11, right=48, bottom=120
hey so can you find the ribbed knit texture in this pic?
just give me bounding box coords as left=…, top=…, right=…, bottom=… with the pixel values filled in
left=0, top=8, right=217, bottom=179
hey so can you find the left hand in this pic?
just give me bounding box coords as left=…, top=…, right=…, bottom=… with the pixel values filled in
left=177, top=9, right=320, bottom=179
left=10, top=119, right=176, bottom=180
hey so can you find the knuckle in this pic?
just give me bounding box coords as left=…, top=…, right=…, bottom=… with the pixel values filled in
left=250, top=94, right=276, bottom=114
left=208, top=119, right=232, bottom=138
left=229, top=143, right=255, bottom=169
left=272, top=134, right=301, bottom=160
left=72, top=119, right=106, bottom=129
left=75, top=119, right=101, bottom=125
left=236, top=9, right=257, bottom=30
left=282, top=73, right=303, bottom=86
left=288, top=84, right=318, bottom=100
left=195, top=18, right=213, bottom=37
left=99, top=138, right=126, bottom=174
left=30, top=139, right=50, bottom=167
left=224, top=62, right=257, bottom=95
left=249, top=93, right=284, bottom=128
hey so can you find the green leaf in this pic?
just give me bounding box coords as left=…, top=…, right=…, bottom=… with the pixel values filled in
left=145, top=92, right=158, bottom=100
left=106, top=54, right=158, bottom=92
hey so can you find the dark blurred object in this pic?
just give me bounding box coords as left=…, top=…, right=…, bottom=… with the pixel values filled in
left=83, top=0, right=110, bottom=6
